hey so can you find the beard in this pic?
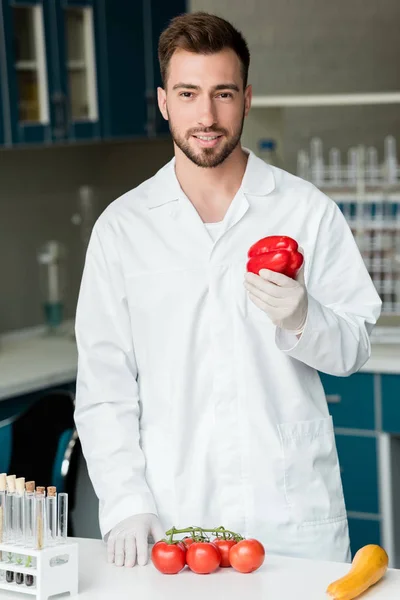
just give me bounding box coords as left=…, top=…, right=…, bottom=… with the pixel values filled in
left=167, top=108, right=245, bottom=168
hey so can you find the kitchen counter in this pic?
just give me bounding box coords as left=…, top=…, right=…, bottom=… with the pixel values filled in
left=0, top=322, right=77, bottom=400
left=1, top=322, right=400, bottom=401
left=2, top=538, right=400, bottom=600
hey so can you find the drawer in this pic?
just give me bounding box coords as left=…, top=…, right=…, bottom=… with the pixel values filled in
left=335, top=435, right=379, bottom=514
left=381, top=375, right=400, bottom=434
left=348, top=517, right=381, bottom=558
left=319, top=373, right=375, bottom=430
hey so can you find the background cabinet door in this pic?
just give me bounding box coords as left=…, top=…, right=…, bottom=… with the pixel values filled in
left=97, top=0, right=147, bottom=139
left=0, top=75, right=5, bottom=145
left=348, top=517, right=381, bottom=558
left=53, top=0, right=100, bottom=142
left=145, top=0, right=186, bottom=136
left=319, top=372, right=375, bottom=430
left=335, top=434, right=379, bottom=514
left=382, top=374, right=400, bottom=434
left=2, top=0, right=54, bottom=144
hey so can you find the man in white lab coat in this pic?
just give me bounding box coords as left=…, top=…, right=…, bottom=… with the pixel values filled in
left=74, top=12, right=382, bottom=568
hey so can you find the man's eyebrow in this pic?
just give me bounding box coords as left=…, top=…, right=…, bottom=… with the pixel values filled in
left=172, top=83, right=240, bottom=92
left=213, top=83, right=240, bottom=92
left=172, top=83, right=200, bottom=90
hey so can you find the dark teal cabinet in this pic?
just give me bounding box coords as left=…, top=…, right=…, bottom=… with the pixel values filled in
left=382, top=374, right=400, bottom=434
left=0, top=0, right=187, bottom=146
left=348, top=517, right=381, bottom=557
left=144, top=0, right=186, bottom=136
left=0, top=75, right=5, bottom=144
left=96, top=0, right=147, bottom=139
left=335, top=434, right=379, bottom=514
left=319, top=372, right=375, bottom=430
left=1, top=0, right=101, bottom=145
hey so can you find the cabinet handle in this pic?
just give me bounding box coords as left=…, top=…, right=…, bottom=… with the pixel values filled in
left=52, top=92, right=68, bottom=139
left=326, top=394, right=342, bottom=404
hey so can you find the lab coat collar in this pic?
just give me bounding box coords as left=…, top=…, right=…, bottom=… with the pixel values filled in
left=146, top=148, right=276, bottom=209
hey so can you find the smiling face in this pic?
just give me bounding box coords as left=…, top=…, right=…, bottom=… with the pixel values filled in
left=157, top=48, right=252, bottom=168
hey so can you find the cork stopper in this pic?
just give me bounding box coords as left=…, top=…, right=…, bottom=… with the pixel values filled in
left=36, top=486, right=45, bottom=495
left=0, top=473, right=7, bottom=492
left=16, top=477, right=25, bottom=495
left=47, top=486, right=57, bottom=497
left=6, top=475, right=16, bottom=493
left=25, top=481, right=35, bottom=493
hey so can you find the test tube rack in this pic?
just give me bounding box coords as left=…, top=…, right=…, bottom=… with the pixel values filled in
left=0, top=541, right=78, bottom=600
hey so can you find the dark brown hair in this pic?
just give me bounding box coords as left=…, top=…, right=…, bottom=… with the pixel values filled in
left=158, top=12, right=250, bottom=89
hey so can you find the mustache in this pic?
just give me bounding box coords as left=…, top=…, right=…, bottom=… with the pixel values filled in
left=188, top=127, right=227, bottom=136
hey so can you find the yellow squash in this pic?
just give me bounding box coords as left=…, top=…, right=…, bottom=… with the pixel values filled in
left=326, top=544, right=389, bottom=600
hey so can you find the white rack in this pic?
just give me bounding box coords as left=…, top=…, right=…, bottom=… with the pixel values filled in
left=297, top=138, right=400, bottom=315
left=0, top=542, right=78, bottom=600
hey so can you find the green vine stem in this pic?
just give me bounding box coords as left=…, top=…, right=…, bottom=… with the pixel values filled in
left=164, top=525, right=244, bottom=544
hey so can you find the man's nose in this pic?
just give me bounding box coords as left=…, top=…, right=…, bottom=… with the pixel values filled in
left=197, top=98, right=217, bottom=129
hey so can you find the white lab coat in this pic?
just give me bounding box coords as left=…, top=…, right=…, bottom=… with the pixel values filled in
left=74, top=150, right=381, bottom=562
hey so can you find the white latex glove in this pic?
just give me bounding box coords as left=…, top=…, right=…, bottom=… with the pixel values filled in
left=244, top=266, right=308, bottom=335
left=107, top=513, right=164, bottom=567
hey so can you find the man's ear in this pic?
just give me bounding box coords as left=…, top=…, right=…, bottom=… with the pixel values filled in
left=157, top=87, right=168, bottom=121
left=244, top=84, right=252, bottom=117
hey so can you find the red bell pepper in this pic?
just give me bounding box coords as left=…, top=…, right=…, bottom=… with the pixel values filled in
left=246, top=235, right=303, bottom=278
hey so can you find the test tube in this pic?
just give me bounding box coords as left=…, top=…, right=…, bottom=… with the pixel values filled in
left=310, top=137, right=324, bottom=187
left=46, top=487, right=57, bottom=546
left=35, top=491, right=45, bottom=550
left=24, top=481, right=36, bottom=587
left=0, top=473, right=6, bottom=578
left=6, top=475, right=16, bottom=544
left=329, top=148, right=341, bottom=186
left=14, top=477, right=25, bottom=585
left=57, top=493, right=68, bottom=544
left=347, top=147, right=358, bottom=186
left=24, top=482, right=35, bottom=547
left=5, top=475, right=16, bottom=583
left=15, top=477, right=25, bottom=545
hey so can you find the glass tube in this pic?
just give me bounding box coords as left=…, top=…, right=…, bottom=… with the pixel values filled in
left=0, top=489, right=5, bottom=543
left=6, top=492, right=15, bottom=545
left=14, top=494, right=24, bottom=546
left=46, top=490, right=57, bottom=546
left=24, top=492, right=35, bottom=548
left=35, top=493, right=45, bottom=550
left=57, top=493, right=68, bottom=543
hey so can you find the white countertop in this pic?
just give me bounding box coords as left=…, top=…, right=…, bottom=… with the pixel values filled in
left=0, top=322, right=77, bottom=400
left=0, top=322, right=400, bottom=401
left=2, top=538, right=399, bottom=600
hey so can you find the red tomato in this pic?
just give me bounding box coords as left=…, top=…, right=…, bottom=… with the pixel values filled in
left=186, top=542, right=221, bottom=574
left=151, top=541, right=186, bottom=574
left=182, top=537, right=195, bottom=548
left=212, top=539, right=237, bottom=567
left=229, top=539, right=265, bottom=573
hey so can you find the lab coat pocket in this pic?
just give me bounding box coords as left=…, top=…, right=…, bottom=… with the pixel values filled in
left=278, top=416, right=347, bottom=526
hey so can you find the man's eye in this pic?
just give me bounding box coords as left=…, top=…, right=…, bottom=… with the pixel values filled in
left=218, top=93, right=233, bottom=99
left=180, top=92, right=193, bottom=98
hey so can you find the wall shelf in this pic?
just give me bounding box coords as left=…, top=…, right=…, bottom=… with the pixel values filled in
left=251, top=92, right=400, bottom=108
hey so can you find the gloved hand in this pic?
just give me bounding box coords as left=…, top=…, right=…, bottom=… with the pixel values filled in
left=244, top=265, right=308, bottom=335
left=107, top=513, right=164, bottom=567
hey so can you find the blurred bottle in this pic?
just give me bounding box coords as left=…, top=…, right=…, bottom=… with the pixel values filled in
left=37, top=241, right=67, bottom=334
left=258, top=139, right=283, bottom=168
